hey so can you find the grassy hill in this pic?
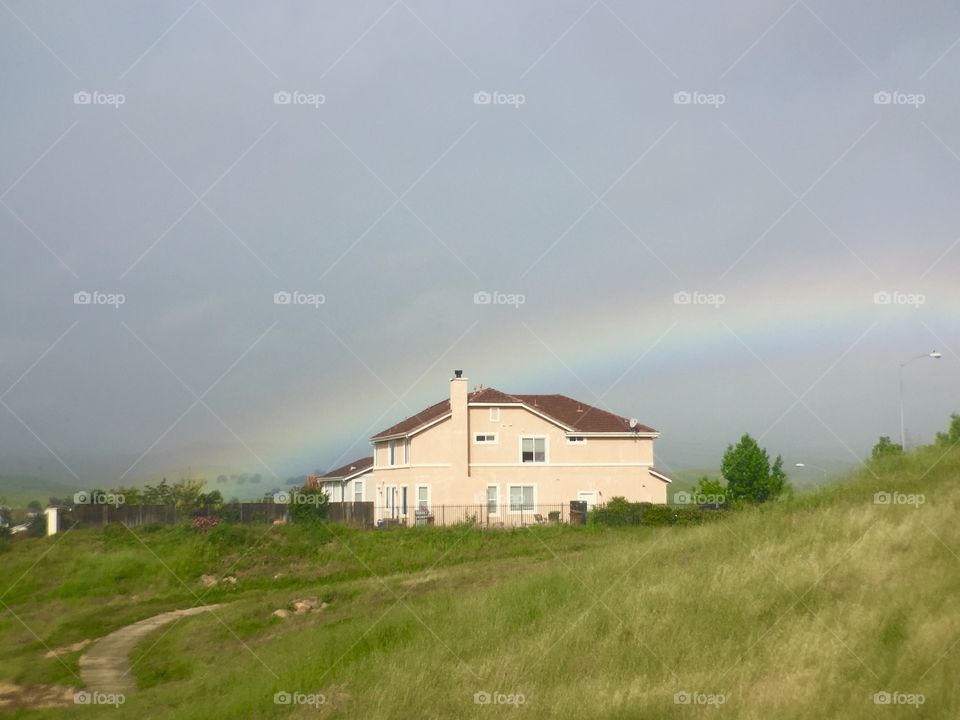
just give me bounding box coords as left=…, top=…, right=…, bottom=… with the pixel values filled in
left=2, top=445, right=959, bottom=718
left=0, top=475, right=80, bottom=508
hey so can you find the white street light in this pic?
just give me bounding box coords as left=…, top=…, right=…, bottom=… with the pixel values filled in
left=899, top=351, right=942, bottom=450
left=794, top=462, right=827, bottom=480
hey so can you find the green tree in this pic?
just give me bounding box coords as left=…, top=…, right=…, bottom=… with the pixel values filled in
left=27, top=500, right=43, bottom=513
left=721, top=434, right=790, bottom=503
left=871, top=436, right=903, bottom=460
left=171, top=479, right=205, bottom=509
left=198, top=489, right=223, bottom=508
left=691, top=476, right=726, bottom=502
left=935, top=414, right=960, bottom=447
left=143, top=478, right=173, bottom=505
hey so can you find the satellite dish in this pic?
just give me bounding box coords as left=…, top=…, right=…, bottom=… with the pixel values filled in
left=629, top=418, right=638, bottom=429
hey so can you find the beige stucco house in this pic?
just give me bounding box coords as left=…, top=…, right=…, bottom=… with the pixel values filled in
left=344, top=372, right=670, bottom=526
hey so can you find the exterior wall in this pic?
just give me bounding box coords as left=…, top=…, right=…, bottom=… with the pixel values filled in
left=368, top=390, right=667, bottom=525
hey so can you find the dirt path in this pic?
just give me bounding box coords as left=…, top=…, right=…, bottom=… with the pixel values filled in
left=79, top=605, right=221, bottom=695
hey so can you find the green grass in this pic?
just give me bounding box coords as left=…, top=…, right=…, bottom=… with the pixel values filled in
left=3, top=446, right=960, bottom=718
left=0, top=475, right=80, bottom=508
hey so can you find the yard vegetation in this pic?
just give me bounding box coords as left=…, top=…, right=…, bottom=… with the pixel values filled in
left=2, top=429, right=960, bottom=718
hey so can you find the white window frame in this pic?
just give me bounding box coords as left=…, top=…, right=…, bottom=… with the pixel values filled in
left=416, top=484, right=431, bottom=511
left=473, top=432, right=498, bottom=445
left=388, top=439, right=396, bottom=466
left=519, top=436, right=548, bottom=464
left=404, top=438, right=410, bottom=465
left=486, top=484, right=499, bottom=516
left=489, top=407, right=500, bottom=422
left=508, top=484, right=536, bottom=513
left=353, top=479, right=364, bottom=503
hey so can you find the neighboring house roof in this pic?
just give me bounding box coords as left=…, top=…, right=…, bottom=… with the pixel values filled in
left=649, top=468, right=673, bottom=483
left=322, top=456, right=374, bottom=481
left=370, top=387, right=657, bottom=440
left=370, top=398, right=451, bottom=440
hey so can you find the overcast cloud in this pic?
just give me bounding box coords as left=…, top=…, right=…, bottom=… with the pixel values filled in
left=2, top=1, right=959, bottom=489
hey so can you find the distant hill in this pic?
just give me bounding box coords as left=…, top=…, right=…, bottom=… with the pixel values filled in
left=0, top=475, right=81, bottom=507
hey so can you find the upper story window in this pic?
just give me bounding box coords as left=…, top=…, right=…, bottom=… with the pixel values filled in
left=405, top=438, right=410, bottom=464
left=520, top=436, right=547, bottom=463
left=474, top=433, right=498, bottom=445
left=567, top=436, right=587, bottom=444
left=489, top=407, right=500, bottom=422
left=388, top=439, right=397, bottom=466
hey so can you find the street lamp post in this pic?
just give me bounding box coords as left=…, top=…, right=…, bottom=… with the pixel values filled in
left=899, top=351, right=942, bottom=450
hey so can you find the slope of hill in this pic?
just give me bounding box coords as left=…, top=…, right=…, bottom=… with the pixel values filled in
left=2, top=444, right=959, bottom=718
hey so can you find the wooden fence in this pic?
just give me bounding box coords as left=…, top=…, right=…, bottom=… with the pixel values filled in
left=70, top=501, right=373, bottom=528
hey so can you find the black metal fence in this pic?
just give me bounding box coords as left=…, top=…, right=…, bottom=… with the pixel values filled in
left=373, top=504, right=567, bottom=527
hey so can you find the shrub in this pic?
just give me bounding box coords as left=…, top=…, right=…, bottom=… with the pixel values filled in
left=192, top=516, right=220, bottom=534
left=590, top=498, right=722, bottom=527
left=288, top=485, right=329, bottom=525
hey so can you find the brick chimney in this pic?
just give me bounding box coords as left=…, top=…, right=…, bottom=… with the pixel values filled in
left=450, top=371, right=469, bottom=479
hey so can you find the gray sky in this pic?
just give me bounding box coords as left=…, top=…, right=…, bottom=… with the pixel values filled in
left=1, top=1, right=959, bottom=490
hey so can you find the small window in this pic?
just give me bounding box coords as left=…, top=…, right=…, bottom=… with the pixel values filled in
left=521, top=437, right=546, bottom=463
left=567, top=436, right=587, bottom=444
left=388, top=440, right=396, bottom=466
left=404, top=438, right=410, bottom=464
left=509, top=485, right=535, bottom=512
left=473, top=433, right=498, bottom=444
left=417, top=485, right=430, bottom=510
left=489, top=407, right=500, bottom=422
left=486, top=485, right=499, bottom=515
left=353, top=479, right=364, bottom=503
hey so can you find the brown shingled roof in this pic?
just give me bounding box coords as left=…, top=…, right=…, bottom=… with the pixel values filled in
left=322, top=456, right=373, bottom=479
left=512, top=394, right=656, bottom=433
left=369, top=398, right=450, bottom=440
left=370, top=387, right=656, bottom=440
